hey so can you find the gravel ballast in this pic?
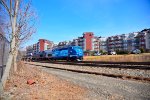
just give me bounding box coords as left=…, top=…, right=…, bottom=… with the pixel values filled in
left=28, top=62, right=150, bottom=79
left=38, top=64, right=150, bottom=100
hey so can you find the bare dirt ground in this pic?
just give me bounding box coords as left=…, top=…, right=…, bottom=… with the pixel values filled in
left=0, top=62, right=87, bottom=100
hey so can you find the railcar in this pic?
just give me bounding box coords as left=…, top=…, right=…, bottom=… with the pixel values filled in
left=52, top=46, right=83, bottom=61
left=24, top=53, right=33, bottom=61
left=32, top=51, right=45, bottom=60
left=32, top=52, right=38, bottom=60
left=44, top=50, right=53, bottom=60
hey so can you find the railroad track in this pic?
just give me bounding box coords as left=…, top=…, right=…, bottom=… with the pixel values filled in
left=34, top=60, right=150, bottom=70
left=25, top=62, right=150, bottom=83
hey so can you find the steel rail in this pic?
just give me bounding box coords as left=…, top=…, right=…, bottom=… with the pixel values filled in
left=35, top=60, right=150, bottom=70
left=26, top=63, right=150, bottom=83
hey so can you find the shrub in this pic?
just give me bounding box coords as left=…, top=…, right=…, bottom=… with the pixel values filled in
left=99, top=50, right=108, bottom=55
left=140, top=48, right=145, bottom=53
left=116, top=50, right=129, bottom=55
left=84, top=50, right=96, bottom=56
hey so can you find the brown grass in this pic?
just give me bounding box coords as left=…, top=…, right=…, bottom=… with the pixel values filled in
left=84, top=53, right=150, bottom=62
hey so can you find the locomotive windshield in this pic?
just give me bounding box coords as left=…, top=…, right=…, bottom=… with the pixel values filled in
left=72, top=46, right=82, bottom=50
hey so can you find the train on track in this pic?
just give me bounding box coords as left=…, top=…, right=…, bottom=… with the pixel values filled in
left=24, top=46, right=83, bottom=61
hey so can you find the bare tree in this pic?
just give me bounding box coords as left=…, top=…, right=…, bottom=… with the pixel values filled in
left=0, top=5, right=6, bottom=35
left=0, top=0, right=36, bottom=88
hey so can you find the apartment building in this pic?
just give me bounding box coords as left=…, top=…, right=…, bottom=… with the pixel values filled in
left=71, top=32, right=100, bottom=52
left=107, top=29, right=150, bottom=52
left=107, top=35, right=125, bottom=52
left=141, top=29, right=150, bottom=50
left=38, top=39, right=54, bottom=51
left=145, top=32, right=150, bottom=50
left=57, top=41, right=73, bottom=48
left=126, top=31, right=150, bottom=51
left=107, top=32, right=140, bottom=52
left=71, top=39, right=78, bottom=46
left=75, top=29, right=149, bottom=52
left=126, top=32, right=139, bottom=51
left=26, top=39, right=54, bottom=55
left=26, top=29, right=149, bottom=55
left=99, top=37, right=107, bottom=52
left=93, top=36, right=100, bottom=52
left=33, top=43, right=39, bottom=54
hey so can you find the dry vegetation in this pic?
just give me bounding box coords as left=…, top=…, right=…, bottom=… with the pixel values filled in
left=84, top=53, right=150, bottom=62
left=1, top=61, right=87, bottom=100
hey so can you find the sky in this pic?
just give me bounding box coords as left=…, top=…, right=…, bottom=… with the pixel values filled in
left=27, top=0, right=150, bottom=45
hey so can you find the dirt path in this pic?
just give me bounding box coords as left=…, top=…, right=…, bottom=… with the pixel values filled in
left=1, top=62, right=87, bottom=100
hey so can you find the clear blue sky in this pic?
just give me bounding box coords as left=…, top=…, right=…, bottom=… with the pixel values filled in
left=27, top=0, right=150, bottom=45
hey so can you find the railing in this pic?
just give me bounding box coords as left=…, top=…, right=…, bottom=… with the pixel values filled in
left=0, top=34, right=10, bottom=81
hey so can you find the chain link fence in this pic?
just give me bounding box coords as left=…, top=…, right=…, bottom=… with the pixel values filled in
left=0, top=34, right=10, bottom=81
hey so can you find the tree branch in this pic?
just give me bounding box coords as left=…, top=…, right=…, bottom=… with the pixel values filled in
left=0, top=0, right=13, bottom=16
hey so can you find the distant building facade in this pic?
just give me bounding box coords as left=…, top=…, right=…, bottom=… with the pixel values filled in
left=99, top=37, right=107, bottom=52
left=26, top=39, right=54, bottom=55
left=140, top=29, right=150, bottom=50
left=107, top=29, right=150, bottom=52
left=55, top=29, right=150, bottom=53
left=71, top=32, right=100, bottom=52
left=38, top=39, right=54, bottom=51
left=26, top=29, right=150, bottom=55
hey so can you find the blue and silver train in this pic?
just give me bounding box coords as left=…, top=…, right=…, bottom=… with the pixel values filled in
left=28, top=46, right=83, bottom=61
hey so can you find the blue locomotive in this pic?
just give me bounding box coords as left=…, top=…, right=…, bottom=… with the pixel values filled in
left=52, top=46, right=83, bottom=61
left=26, top=46, right=83, bottom=61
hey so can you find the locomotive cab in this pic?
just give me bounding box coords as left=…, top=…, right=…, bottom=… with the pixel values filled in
left=68, top=46, right=83, bottom=61
left=52, top=46, right=83, bottom=61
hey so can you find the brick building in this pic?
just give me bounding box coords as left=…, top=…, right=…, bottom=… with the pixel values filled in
left=71, top=32, right=100, bottom=52
left=38, top=39, right=54, bottom=51
left=26, top=39, right=54, bottom=55
left=83, top=32, right=94, bottom=51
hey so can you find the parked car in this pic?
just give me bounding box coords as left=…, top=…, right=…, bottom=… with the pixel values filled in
left=132, top=49, right=141, bottom=54
left=109, top=51, right=117, bottom=55
left=94, top=53, right=101, bottom=56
